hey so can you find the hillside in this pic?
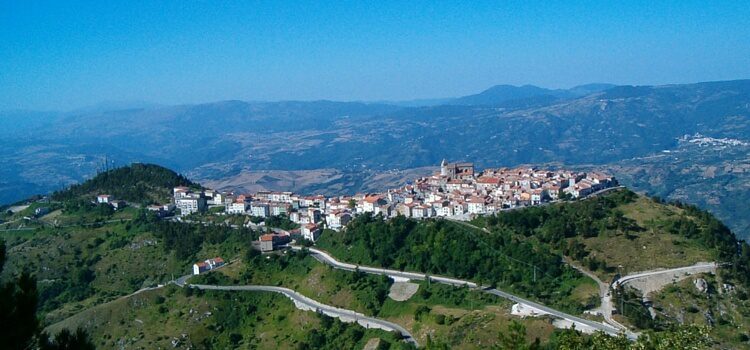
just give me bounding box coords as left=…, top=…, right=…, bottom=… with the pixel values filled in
left=45, top=285, right=410, bottom=349
left=51, top=163, right=197, bottom=205
left=2, top=177, right=748, bottom=348
left=316, top=189, right=750, bottom=348
left=601, top=134, right=750, bottom=239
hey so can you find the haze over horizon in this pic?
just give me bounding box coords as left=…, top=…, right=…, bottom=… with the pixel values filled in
left=2, top=1, right=749, bottom=111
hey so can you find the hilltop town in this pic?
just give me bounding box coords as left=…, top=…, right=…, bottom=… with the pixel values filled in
left=6, top=162, right=749, bottom=349
left=156, top=160, right=616, bottom=245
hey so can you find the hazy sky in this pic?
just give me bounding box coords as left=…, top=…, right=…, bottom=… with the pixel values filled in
left=1, top=1, right=749, bottom=110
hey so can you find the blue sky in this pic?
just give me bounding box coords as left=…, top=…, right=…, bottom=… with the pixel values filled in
left=1, top=1, right=749, bottom=110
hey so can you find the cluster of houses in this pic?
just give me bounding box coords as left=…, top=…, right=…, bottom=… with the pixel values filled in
left=167, top=160, right=615, bottom=250
left=386, top=160, right=617, bottom=218
left=95, top=194, right=127, bottom=210
left=192, top=257, right=225, bottom=275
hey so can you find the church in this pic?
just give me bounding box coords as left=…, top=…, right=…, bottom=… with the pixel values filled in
left=440, top=159, right=475, bottom=180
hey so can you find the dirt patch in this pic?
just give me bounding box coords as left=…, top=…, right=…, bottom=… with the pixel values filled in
left=624, top=264, right=717, bottom=297
left=363, top=338, right=381, bottom=350
left=388, top=282, right=419, bottom=301
left=8, top=205, right=29, bottom=213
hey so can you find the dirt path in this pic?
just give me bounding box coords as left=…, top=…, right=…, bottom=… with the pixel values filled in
left=564, top=258, right=629, bottom=332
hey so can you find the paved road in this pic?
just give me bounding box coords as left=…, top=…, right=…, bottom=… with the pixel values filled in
left=292, top=246, right=631, bottom=339
left=613, top=263, right=718, bottom=288
left=564, top=258, right=631, bottom=333
left=189, top=284, right=418, bottom=346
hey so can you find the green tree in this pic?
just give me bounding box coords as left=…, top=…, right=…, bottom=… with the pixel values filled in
left=0, top=272, right=39, bottom=349
left=496, top=321, right=540, bottom=350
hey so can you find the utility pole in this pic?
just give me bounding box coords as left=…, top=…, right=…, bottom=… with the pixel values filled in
left=618, top=265, right=624, bottom=314
left=533, top=266, right=537, bottom=283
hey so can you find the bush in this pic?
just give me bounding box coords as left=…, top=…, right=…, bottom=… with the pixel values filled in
left=414, top=305, right=431, bottom=321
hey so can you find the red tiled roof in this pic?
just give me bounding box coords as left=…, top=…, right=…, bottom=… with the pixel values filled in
left=477, top=177, right=500, bottom=184
left=364, top=195, right=381, bottom=203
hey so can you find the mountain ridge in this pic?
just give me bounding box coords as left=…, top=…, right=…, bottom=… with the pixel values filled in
left=3, top=79, right=750, bottom=239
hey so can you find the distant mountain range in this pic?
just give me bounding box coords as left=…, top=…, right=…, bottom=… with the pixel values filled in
left=449, top=83, right=616, bottom=107
left=2, top=79, right=749, bottom=238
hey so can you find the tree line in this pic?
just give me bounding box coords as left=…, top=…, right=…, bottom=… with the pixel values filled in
left=317, top=213, right=588, bottom=313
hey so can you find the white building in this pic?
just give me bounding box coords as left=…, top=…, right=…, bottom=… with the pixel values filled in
left=326, top=211, right=351, bottom=230
left=270, top=203, right=290, bottom=216
left=250, top=203, right=270, bottom=217
left=301, top=223, right=322, bottom=242
left=363, top=195, right=386, bottom=213
left=192, top=257, right=225, bottom=275
left=467, top=197, right=486, bottom=214
left=173, top=186, right=190, bottom=199
left=176, top=196, right=207, bottom=216
left=226, top=202, right=248, bottom=215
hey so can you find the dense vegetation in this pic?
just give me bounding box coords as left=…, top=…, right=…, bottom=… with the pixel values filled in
left=52, top=163, right=197, bottom=205
left=474, top=189, right=750, bottom=288
left=486, top=321, right=712, bottom=350
left=316, top=213, right=591, bottom=313
left=262, top=214, right=299, bottom=230
left=0, top=238, right=96, bottom=349
left=659, top=200, right=750, bottom=288
left=300, top=313, right=409, bottom=350
left=475, top=189, right=639, bottom=247
left=138, top=212, right=258, bottom=260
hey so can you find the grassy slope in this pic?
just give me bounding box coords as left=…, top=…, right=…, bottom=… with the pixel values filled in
left=580, top=196, right=714, bottom=281
left=1, top=208, right=252, bottom=325
left=46, top=285, right=406, bottom=349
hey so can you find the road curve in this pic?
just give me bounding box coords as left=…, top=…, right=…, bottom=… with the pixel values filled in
left=564, top=258, right=630, bottom=333
left=189, top=284, right=418, bottom=346
left=613, top=262, right=718, bottom=288
left=292, top=246, right=633, bottom=339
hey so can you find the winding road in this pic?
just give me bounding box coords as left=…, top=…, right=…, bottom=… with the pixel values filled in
left=292, top=246, right=633, bottom=339
left=188, top=284, right=418, bottom=346
left=564, top=258, right=630, bottom=333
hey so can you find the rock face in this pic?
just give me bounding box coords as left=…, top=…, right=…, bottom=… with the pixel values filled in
left=694, top=278, right=709, bottom=294
left=388, top=282, right=419, bottom=301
